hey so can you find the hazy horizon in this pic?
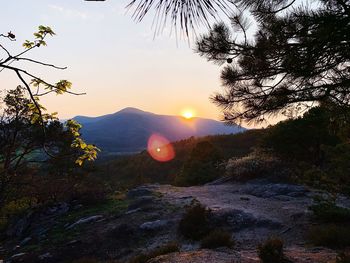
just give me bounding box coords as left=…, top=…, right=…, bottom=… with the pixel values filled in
left=0, top=1, right=284, bottom=128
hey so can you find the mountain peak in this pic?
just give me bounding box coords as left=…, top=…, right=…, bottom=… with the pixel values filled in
left=115, top=107, right=150, bottom=115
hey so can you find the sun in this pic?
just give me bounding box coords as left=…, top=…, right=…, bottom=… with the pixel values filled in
left=182, top=110, right=194, bottom=119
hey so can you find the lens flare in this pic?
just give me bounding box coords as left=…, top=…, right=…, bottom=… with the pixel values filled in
left=147, top=134, right=175, bottom=162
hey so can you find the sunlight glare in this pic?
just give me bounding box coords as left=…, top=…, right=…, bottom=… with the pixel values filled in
left=182, top=110, right=195, bottom=119
left=147, top=134, right=175, bottom=162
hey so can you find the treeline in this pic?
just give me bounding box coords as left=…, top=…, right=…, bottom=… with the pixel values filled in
left=97, top=129, right=263, bottom=189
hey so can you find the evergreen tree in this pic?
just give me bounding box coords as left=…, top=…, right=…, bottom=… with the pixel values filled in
left=176, top=141, right=223, bottom=186
left=128, top=0, right=350, bottom=124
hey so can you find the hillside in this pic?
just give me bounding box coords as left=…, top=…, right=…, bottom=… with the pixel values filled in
left=96, top=129, right=264, bottom=190
left=74, top=108, right=245, bottom=154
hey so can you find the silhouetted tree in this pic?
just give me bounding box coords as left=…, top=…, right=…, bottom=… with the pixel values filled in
left=0, top=87, right=90, bottom=206
left=0, top=26, right=99, bottom=164
left=196, top=0, right=350, bottom=123
left=128, top=0, right=350, bottom=124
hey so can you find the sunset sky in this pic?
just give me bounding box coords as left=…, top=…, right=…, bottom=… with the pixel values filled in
left=1, top=1, right=288, bottom=128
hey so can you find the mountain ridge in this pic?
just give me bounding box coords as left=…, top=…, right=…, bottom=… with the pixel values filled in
left=74, top=107, right=245, bottom=153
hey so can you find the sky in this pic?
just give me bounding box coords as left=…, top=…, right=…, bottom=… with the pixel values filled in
left=1, top=0, right=232, bottom=122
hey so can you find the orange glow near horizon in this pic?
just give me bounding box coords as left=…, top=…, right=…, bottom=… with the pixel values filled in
left=147, top=134, right=175, bottom=162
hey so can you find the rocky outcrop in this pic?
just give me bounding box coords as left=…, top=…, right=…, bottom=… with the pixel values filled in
left=148, top=248, right=337, bottom=263
left=2, top=180, right=347, bottom=263
left=66, top=215, right=104, bottom=229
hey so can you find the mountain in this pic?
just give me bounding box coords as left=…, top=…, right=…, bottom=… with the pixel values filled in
left=74, top=107, right=245, bottom=153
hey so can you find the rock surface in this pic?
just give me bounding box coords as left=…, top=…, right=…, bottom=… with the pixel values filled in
left=155, top=181, right=314, bottom=248
left=66, top=215, right=104, bottom=229
left=148, top=248, right=337, bottom=263
left=2, top=180, right=347, bottom=263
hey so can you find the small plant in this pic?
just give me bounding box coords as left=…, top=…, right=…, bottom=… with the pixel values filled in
left=310, top=196, right=350, bottom=223
left=308, top=224, right=350, bottom=248
left=129, top=242, right=180, bottom=263
left=178, top=203, right=211, bottom=240
left=200, top=229, right=234, bottom=249
left=337, top=251, right=350, bottom=263
left=226, top=150, right=285, bottom=181
left=257, top=237, right=287, bottom=263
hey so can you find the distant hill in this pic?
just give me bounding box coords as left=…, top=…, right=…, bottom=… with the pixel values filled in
left=74, top=107, right=245, bottom=153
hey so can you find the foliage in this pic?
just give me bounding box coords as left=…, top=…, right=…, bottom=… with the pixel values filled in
left=261, top=107, right=341, bottom=164
left=294, top=143, right=350, bottom=194
left=0, top=197, right=33, bottom=232
left=129, top=242, right=180, bottom=263
left=98, top=130, right=263, bottom=190
left=0, top=26, right=99, bottom=166
left=195, top=1, right=350, bottom=123
left=226, top=149, right=286, bottom=181
left=310, top=196, right=350, bottom=223
left=175, top=141, right=223, bottom=186
left=0, top=87, right=99, bottom=207
left=321, top=143, right=350, bottom=193
left=257, top=237, right=287, bottom=263
left=337, top=251, right=350, bottom=263
left=308, top=224, right=350, bottom=249
left=129, top=0, right=350, bottom=124
left=200, top=229, right=234, bottom=249
left=178, top=203, right=211, bottom=240
left=258, top=106, right=350, bottom=193
left=127, top=0, right=235, bottom=36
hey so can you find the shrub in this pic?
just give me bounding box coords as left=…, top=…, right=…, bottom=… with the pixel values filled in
left=301, top=167, right=338, bottom=192
left=226, top=150, right=286, bottom=181
left=178, top=203, right=211, bottom=240
left=257, top=238, right=287, bottom=263
left=308, top=224, right=350, bottom=248
left=337, top=251, right=350, bottom=263
left=129, top=242, right=180, bottom=263
left=310, top=197, right=350, bottom=223
left=200, top=229, right=234, bottom=249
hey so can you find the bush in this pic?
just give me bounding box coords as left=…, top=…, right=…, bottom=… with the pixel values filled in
left=257, top=238, right=287, bottom=263
left=129, top=242, right=180, bottom=263
left=308, top=224, right=350, bottom=248
left=200, top=229, right=234, bottom=249
left=226, top=150, right=286, bottom=181
left=178, top=203, right=211, bottom=240
left=337, top=251, right=350, bottom=263
left=310, top=197, right=350, bottom=223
